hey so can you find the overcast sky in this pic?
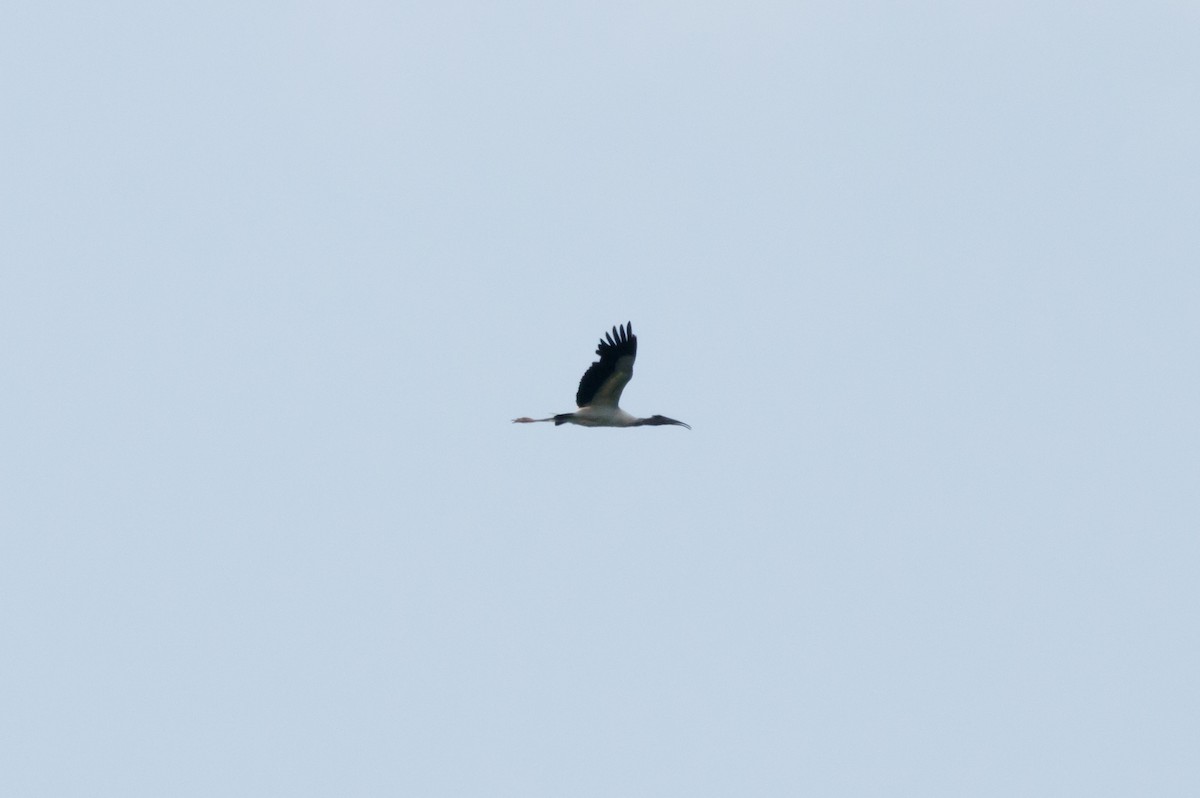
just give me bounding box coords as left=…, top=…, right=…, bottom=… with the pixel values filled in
left=3, top=2, right=1198, bottom=796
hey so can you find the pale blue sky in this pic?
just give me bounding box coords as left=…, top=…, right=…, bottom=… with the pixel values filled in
left=3, top=2, right=1198, bottom=796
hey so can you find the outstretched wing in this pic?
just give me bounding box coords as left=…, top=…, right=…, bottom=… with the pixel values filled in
left=575, top=322, right=637, bottom=408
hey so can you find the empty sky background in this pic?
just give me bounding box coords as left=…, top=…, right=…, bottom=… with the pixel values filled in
left=3, top=2, right=1198, bottom=796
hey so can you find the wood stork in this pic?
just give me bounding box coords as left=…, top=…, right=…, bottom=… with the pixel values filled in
left=513, top=322, right=691, bottom=429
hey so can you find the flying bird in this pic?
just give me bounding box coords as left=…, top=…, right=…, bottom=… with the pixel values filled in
left=513, top=322, right=691, bottom=429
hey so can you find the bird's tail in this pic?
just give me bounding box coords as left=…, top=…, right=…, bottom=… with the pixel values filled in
left=512, top=416, right=554, bottom=424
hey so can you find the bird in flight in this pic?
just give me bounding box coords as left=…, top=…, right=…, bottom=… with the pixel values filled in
left=513, top=322, right=691, bottom=429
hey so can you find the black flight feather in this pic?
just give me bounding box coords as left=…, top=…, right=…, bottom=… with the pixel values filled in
left=575, top=321, right=637, bottom=407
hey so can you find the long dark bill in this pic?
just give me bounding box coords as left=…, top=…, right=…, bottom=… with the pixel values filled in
left=638, top=415, right=691, bottom=429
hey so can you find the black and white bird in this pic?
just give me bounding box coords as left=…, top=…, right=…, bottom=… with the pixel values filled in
left=513, top=322, right=691, bottom=429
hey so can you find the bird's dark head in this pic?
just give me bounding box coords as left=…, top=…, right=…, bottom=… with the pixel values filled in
left=638, top=414, right=691, bottom=430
